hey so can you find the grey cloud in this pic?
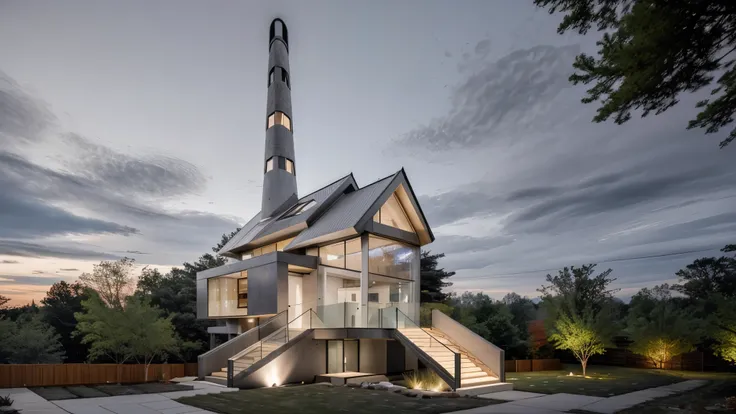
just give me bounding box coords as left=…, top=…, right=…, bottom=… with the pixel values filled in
left=0, top=70, right=56, bottom=146
left=0, top=275, right=78, bottom=286
left=474, top=39, right=491, bottom=55
left=0, top=260, right=19, bottom=264
left=63, top=133, right=206, bottom=198
left=396, top=44, right=580, bottom=150
left=431, top=234, right=514, bottom=255
left=59, top=268, right=79, bottom=271
left=0, top=240, right=119, bottom=260
left=124, top=250, right=149, bottom=255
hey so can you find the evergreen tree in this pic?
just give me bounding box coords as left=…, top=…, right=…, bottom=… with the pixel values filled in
left=420, top=250, right=454, bottom=302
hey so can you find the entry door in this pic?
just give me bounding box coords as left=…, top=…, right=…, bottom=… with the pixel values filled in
left=327, top=340, right=344, bottom=373
left=344, top=340, right=359, bottom=372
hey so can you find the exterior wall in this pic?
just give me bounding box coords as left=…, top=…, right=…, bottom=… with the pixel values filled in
left=237, top=333, right=326, bottom=388
left=359, top=339, right=387, bottom=374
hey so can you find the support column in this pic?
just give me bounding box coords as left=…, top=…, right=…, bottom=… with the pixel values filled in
left=411, top=245, right=420, bottom=324
left=360, top=233, right=370, bottom=327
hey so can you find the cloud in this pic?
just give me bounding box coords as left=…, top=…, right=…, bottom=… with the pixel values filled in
left=0, top=277, right=14, bottom=282
left=124, top=250, right=149, bottom=255
left=0, top=240, right=119, bottom=260
left=0, top=70, right=56, bottom=146
left=0, top=260, right=19, bottom=264
left=0, top=275, right=78, bottom=286
left=58, top=268, right=79, bottom=271
left=395, top=44, right=581, bottom=150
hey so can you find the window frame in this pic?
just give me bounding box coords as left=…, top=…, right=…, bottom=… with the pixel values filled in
left=237, top=277, right=248, bottom=309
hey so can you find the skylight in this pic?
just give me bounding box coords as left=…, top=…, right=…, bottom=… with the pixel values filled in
left=282, top=200, right=316, bottom=218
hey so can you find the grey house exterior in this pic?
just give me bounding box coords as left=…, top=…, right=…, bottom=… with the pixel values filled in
left=196, top=19, right=508, bottom=394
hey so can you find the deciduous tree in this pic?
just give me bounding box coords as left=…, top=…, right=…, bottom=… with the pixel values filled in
left=1, top=315, right=65, bottom=363
left=41, top=281, right=90, bottom=362
left=79, top=257, right=136, bottom=309
left=548, top=310, right=613, bottom=376
left=626, top=285, right=702, bottom=368
left=534, top=0, right=736, bottom=148
left=126, top=298, right=183, bottom=382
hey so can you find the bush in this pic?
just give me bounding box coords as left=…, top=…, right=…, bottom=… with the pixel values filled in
left=0, top=394, right=13, bottom=406
left=402, top=369, right=449, bottom=392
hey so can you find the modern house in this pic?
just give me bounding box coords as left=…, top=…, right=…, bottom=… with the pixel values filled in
left=197, top=18, right=508, bottom=395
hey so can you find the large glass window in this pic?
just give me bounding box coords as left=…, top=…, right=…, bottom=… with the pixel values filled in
left=266, top=157, right=274, bottom=172
left=267, top=111, right=291, bottom=131
left=373, top=193, right=414, bottom=233
left=208, top=275, right=247, bottom=317
left=320, top=241, right=345, bottom=268
left=285, top=158, right=294, bottom=174
left=244, top=236, right=296, bottom=258
left=368, top=235, right=414, bottom=280
left=318, top=237, right=362, bottom=271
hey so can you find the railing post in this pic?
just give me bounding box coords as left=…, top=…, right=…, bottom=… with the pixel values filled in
left=454, top=353, right=461, bottom=391
left=395, top=307, right=398, bottom=329
left=227, top=359, right=234, bottom=388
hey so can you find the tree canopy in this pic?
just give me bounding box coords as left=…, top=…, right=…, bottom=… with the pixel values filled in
left=534, top=0, right=736, bottom=148
left=420, top=250, right=455, bottom=302
left=79, top=257, right=136, bottom=309
left=41, top=281, right=90, bottom=362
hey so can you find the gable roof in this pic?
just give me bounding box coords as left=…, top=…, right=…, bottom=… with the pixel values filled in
left=220, top=169, right=434, bottom=256
left=218, top=173, right=356, bottom=256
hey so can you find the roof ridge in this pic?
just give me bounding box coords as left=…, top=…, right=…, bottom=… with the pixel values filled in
left=298, top=172, right=355, bottom=201
left=352, top=170, right=400, bottom=192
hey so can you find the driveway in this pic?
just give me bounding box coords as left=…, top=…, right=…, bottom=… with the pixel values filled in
left=1, top=381, right=238, bottom=414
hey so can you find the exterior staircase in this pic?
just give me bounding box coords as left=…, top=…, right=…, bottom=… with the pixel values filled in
left=205, top=326, right=308, bottom=385
left=399, top=327, right=499, bottom=389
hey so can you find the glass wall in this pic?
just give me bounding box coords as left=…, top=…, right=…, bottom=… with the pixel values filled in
left=208, top=273, right=248, bottom=317
left=242, top=236, right=296, bottom=259
left=318, top=237, right=362, bottom=271
left=367, top=273, right=413, bottom=328
left=368, top=235, right=414, bottom=280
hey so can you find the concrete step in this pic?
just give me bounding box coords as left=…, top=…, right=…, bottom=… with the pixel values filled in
left=460, top=376, right=499, bottom=387
left=205, top=376, right=228, bottom=386
left=209, top=371, right=228, bottom=378
left=456, top=382, right=512, bottom=397
left=461, top=371, right=491, bottom=380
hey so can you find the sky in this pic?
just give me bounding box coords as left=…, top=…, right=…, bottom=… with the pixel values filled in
left=1, top=0, right=734, bottom=306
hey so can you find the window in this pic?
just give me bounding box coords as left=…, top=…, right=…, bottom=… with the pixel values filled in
left=276, top=237, right=295, bottom=251
left=267, top=111, right=291, bottom=131
left=238, top=276, right=248, bottom=308
left=265, top=157, right=274, bottom=172
left=368, top=293, right=379, bottom=303
left=285, top=158, right=294, bottom=174
left=244, top=237, right=295, bottom=258
left=281, top=68, right=290, bottom=88
left=373, top=193, right=414, bottom=232
left=368, top=235, right=414, bottom=280
left=268, top=68, right=275, bottom=87
left=317, top=237, right=362, bottom=271
left=282, top=200, right=316, bottom=218
left=320, top=241, right=345, bottom=268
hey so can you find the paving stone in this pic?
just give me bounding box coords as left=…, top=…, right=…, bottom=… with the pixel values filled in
left=142, top=400, right=188, bottom=410
left=159, top=406, right=203, bottom=414
left=450, top=402, right=565, bottom=413
left=101, top=402, right=161, bottom=414
left=479, top=390, right=545, bottom=401
left=510, top=393, right=604, bottom=412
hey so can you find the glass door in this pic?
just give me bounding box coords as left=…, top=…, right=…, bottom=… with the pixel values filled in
left=327, top=340, right=344, bottom=373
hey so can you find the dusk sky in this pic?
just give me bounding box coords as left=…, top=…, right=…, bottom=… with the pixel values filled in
left=1, top=0, right=734, bottom=306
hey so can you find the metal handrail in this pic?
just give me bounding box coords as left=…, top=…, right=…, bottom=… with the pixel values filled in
left=228, top=310, right=288, bottom=361
left=395, top=308, right=461, bottom=389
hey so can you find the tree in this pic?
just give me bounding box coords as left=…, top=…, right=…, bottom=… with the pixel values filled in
left=534, top=0, right=736, bottom=148
left=1, top=314, right=65, bottom=363
left=710, top=294, right=736, bottom=363
left=41, top=281, right=91, bottom=362
left=126, top=298, right=182, bottom=382
left=79, top=257, right=136, bottom=309
left=0, top=294, right=9, bottom=309
left=75, top=294, right=136, bottom=382
left=420, top=251, right=455, bottom=302
left=539, top=264, right=619, bottom=321
left=626, top=285, right=702, bottom=368
left=549, top=310, right=613, bottom=376
left=539, top=264, right=620, bottom=372
left=672, top=257, right=736, bottom=301
left=134, top=229, right=240, bottom=361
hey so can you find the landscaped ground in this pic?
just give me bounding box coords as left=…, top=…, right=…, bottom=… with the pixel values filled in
left=615, top=378, right=736, bottom=413
left=177, top=383, right=499, bottom=414
left=507, top=364, right=736, bottom=397
left=30, top=382, right=193, bottom=400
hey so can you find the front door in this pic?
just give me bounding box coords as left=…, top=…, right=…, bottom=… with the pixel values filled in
left=327, top=339, right=360, bottom=373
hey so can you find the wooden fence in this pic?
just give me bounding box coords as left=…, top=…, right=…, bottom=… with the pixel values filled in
left=504, top=359, right=561, bottom=373
left=0, top=363, right=198, bottom=388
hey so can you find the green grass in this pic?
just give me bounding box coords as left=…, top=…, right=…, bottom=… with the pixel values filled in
left=177, top=383, right=499, bottom=414
left=507, top=364, right=736, bottom=397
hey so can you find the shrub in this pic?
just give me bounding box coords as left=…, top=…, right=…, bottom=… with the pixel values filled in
left=402, top=369, right=448, bottom=392
left=0, top=394, right=13, bottom=406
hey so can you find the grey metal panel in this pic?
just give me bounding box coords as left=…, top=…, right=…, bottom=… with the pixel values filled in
left=369, top=222, right=420, bottom=246
left=197, top=252, right=318, bottom=280
left=266, top=81, right=292, bottom=120
left=311, top=328, right=393, bottom=340
left=268, top=39, right=290, bottom=74
left=218, top=211, right=263, bottom=254
left=264, top=126, right=295, bottom=161
left=247, top=262, right=281, bottom=315
left=287, top=173, right=397, bottom=248
left=196, top=278, right=208, bottom=319
left=262, top=169, right=298, bottom=218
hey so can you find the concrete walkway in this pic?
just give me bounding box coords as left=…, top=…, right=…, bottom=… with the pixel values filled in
left=451, top=379, right=707, bottom=413
left=0, top=381, right=238, bottom=414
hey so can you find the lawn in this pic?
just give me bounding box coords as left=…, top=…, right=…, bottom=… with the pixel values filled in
left=616, top=379, right=736, bottom=413
left=507, top=364, right=736, bottom=397
left=177, top=383, right=499, bottom=414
